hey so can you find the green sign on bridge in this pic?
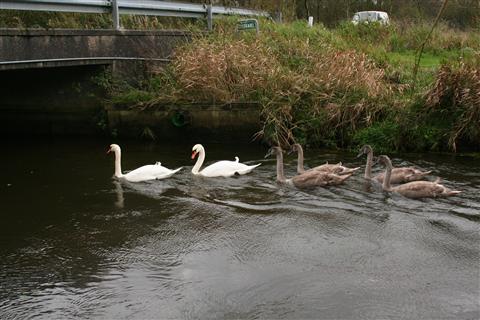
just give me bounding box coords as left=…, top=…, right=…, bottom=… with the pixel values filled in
left=237, top=19, right=259, bottom=33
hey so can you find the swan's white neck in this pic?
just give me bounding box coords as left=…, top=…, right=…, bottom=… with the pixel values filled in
left=365, top=149, right=373, bottom=179
left=276, top=151, right=287, bottom=183
left=113, top=148, right=124, bottom=178
left=296, top=146, right=305, bottom=173
left=192, top=146, right=205, bottom=175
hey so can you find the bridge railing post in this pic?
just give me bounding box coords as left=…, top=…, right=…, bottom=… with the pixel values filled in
left=111, top=0, right=120, bottom=30
left=206, top=4, right=213, bottom=31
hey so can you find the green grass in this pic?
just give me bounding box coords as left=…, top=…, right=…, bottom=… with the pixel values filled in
left=387, top=51, right=442, bottom=68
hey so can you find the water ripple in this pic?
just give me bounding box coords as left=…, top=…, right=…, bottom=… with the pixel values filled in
left=1, top=141, right=479, bottom=319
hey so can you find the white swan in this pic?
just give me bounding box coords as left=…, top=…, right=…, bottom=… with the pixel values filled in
left=107, top=144, right=182, bottom=182
left=191, top=144, right=261, bottom=177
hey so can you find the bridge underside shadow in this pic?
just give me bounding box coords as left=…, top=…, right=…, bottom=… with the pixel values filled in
left=0, top=65, right=109, bottom=137
left=0, top=62, right=262, bottom=143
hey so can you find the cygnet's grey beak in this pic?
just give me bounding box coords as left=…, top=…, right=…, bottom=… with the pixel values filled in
left=356, top=150, right=364, bottom=158
left=372, top=156, right=380, bottom=165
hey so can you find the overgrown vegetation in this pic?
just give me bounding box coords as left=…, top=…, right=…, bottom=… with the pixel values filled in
left=1, top=7, right=478, bottom=152
left=108, top=18, right=478, bottom=152
left=424, top=62, right=480, bottom=151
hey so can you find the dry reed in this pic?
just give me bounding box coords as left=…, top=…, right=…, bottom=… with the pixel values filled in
left=425, top=61, right=480, bottom=151
left=166, top=33, right=395, bottom=146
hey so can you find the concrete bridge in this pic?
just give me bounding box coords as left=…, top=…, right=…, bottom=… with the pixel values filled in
left=0, top=28, right=189, bottom=71
left=0, top=28, right=191, bottom=136
left=0, top=0, right=269, bottom=70
left=0, top=28, right=260, bottom=142
left=0, top=0, right=269, bottom=141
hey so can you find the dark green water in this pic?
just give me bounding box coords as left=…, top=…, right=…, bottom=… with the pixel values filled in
left=0, top=139, right=479, bottom=319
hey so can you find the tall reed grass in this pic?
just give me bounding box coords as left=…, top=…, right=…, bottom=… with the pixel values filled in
left=425, top=60, right=480, bottom=151
left=109, top=19, right=479, bottom=151
left=153, top=22, right=396, bottom=147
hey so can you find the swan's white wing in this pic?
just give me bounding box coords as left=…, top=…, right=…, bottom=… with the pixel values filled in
left=200, top=160, right=260, bottom=177
left=124, top=164, right=181, bottom=182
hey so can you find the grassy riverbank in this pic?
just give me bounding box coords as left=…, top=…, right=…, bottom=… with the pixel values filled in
left=109, top=19, right=479, bottom=152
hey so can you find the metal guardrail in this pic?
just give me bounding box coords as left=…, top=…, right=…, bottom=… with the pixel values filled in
left=0, top=0, right=270, bottom=30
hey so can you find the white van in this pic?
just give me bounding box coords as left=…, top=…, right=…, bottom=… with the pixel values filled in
left=352, top=11, right=390, bottom=25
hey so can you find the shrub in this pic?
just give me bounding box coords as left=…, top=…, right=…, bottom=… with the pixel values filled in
left=172, top=37, right=284, bottom=103
left=353, top=120, right=401, bottom=153
left=424, top=60, right=480, bottom=151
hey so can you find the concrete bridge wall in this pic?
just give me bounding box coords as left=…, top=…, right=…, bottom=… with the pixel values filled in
left=0, top=29, right=190, bottom=64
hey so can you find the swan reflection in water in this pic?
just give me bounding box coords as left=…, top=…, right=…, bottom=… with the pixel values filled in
left=112, top=179, right=173, bottom=208
left=113, top=180, right=125, bottom=208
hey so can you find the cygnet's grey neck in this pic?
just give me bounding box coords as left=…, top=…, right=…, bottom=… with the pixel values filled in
left=365, top=149, right=373, bottom=179
left=296, top=146, right=305, bottom=173
left=382, top=158, right=393, bottom=191
left=276, top=150, right=287, bottom=183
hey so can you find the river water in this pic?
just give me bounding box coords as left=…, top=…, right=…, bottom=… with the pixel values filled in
left=1, top=139, right=479, bottom=319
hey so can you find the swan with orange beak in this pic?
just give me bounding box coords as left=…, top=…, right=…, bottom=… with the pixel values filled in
left=191, top=144, right=260, bottom=177
left=107, top=144, right=182, bottom=182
